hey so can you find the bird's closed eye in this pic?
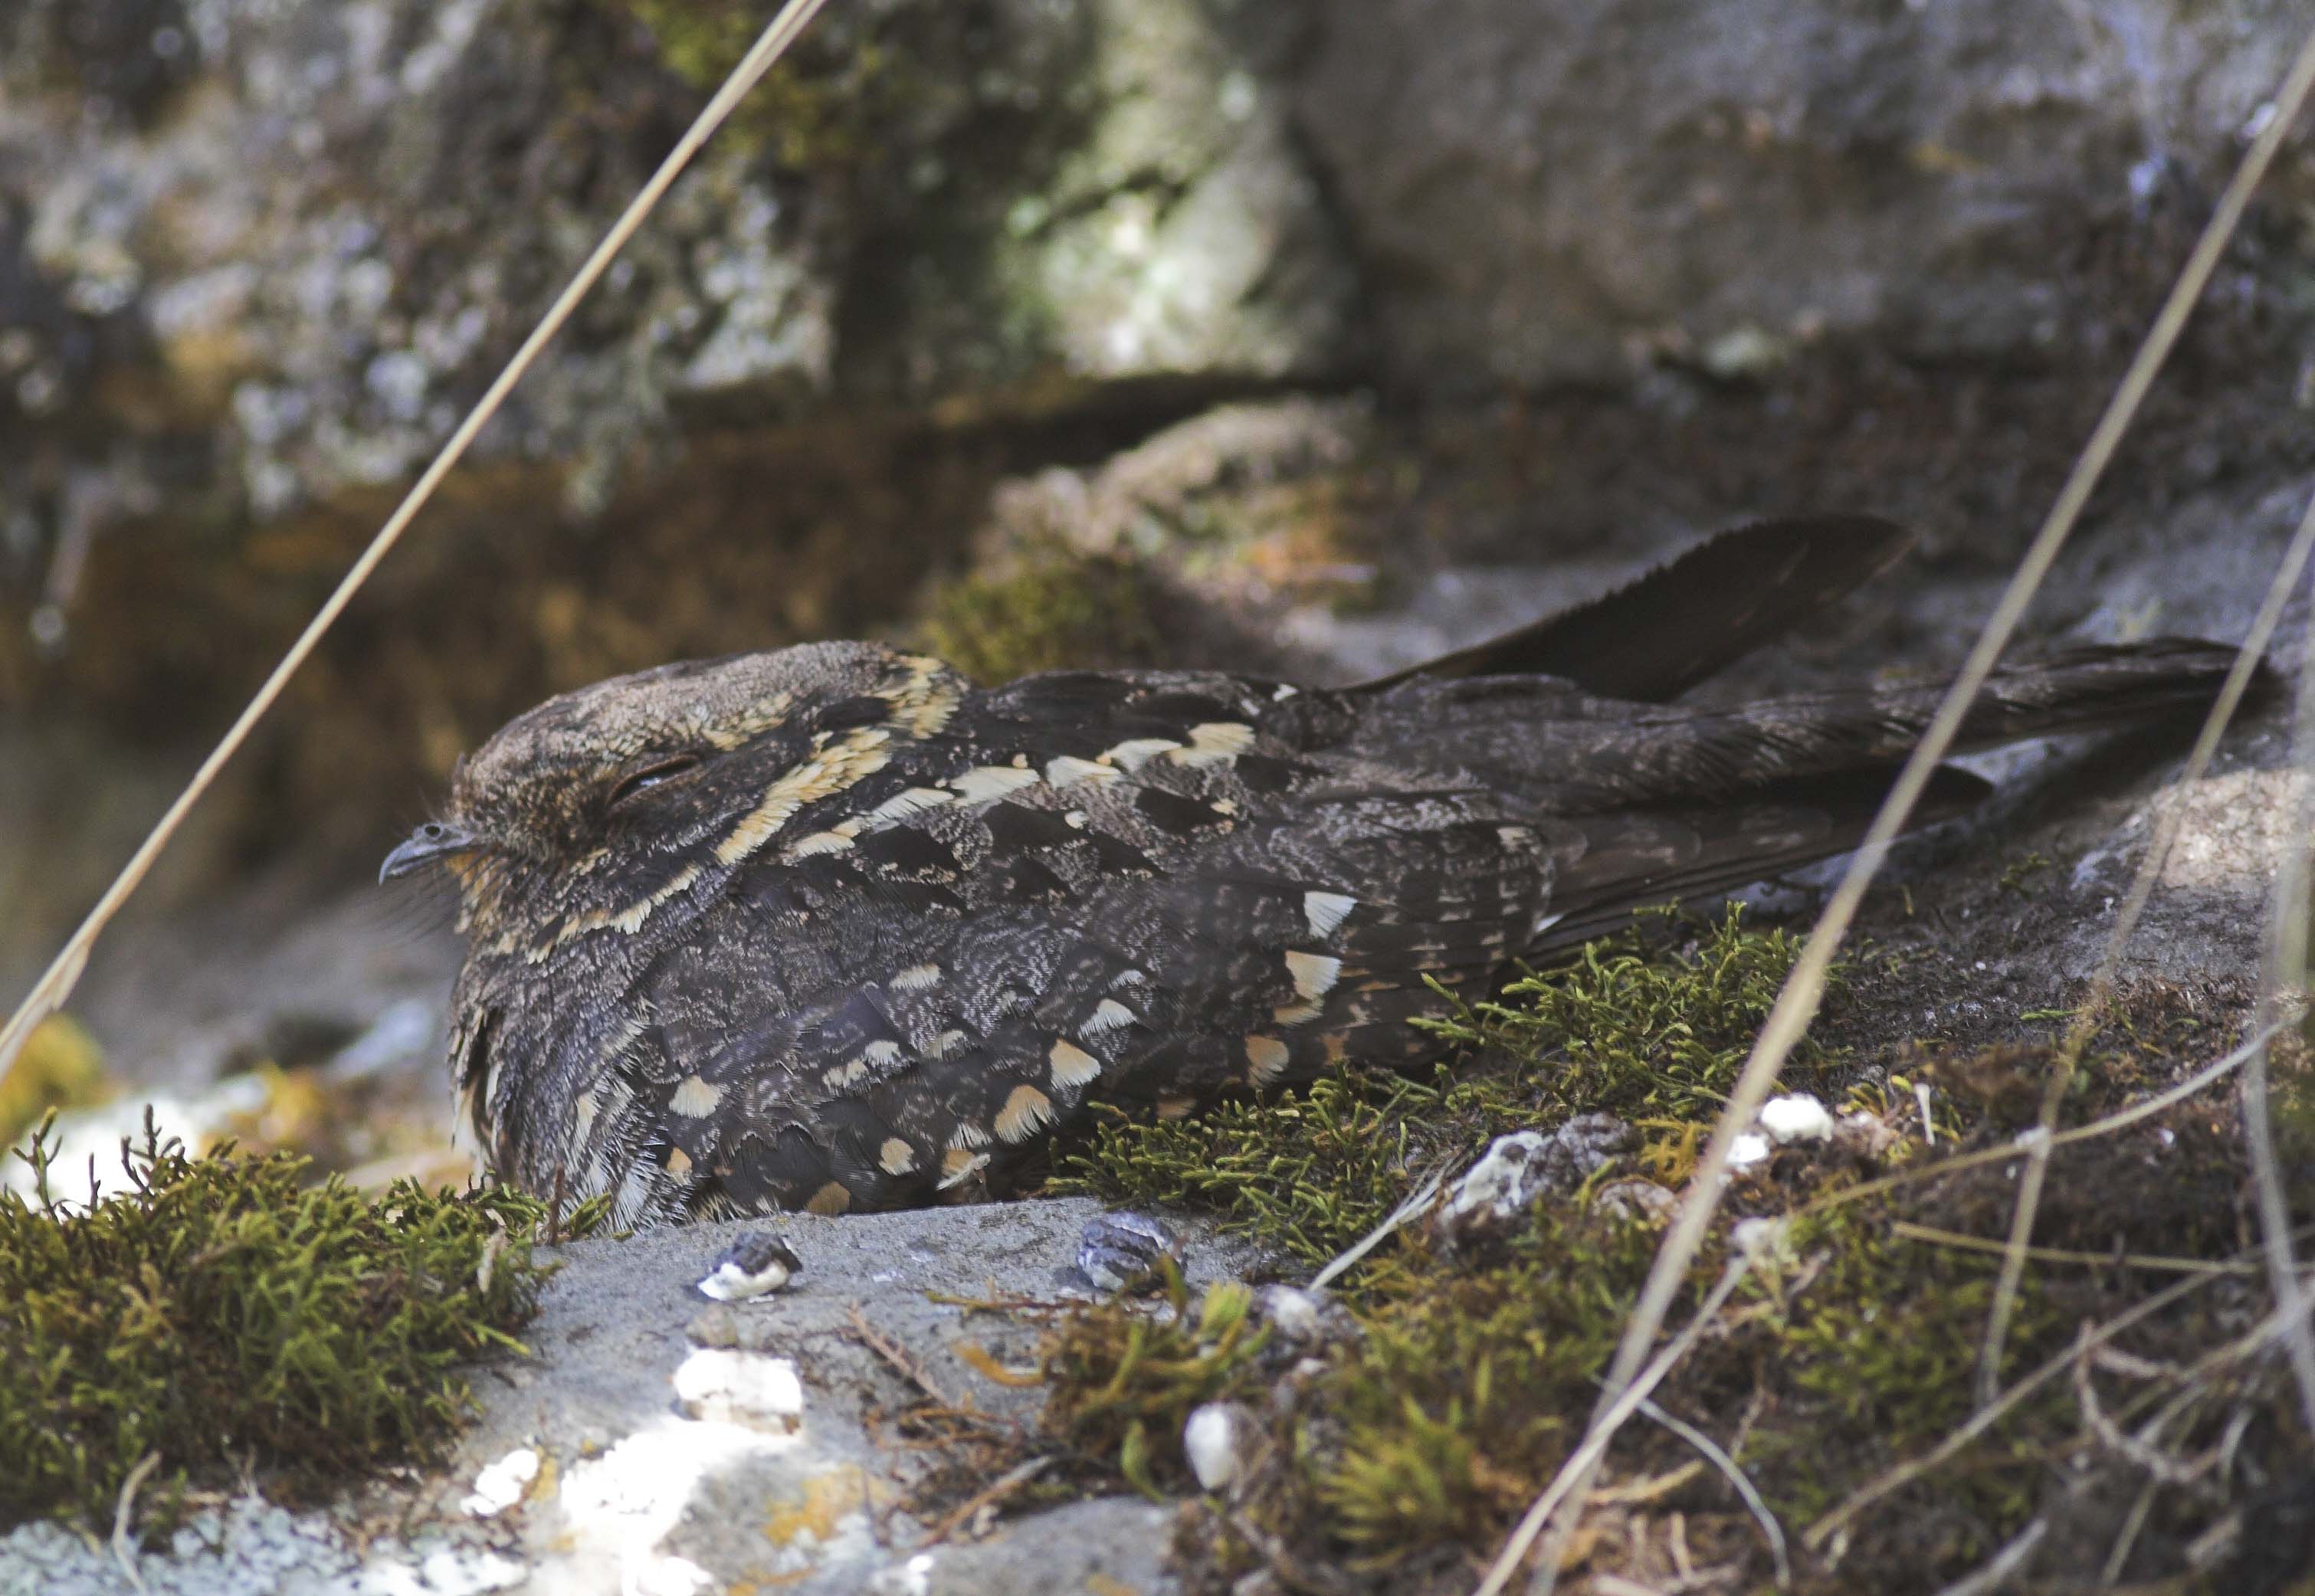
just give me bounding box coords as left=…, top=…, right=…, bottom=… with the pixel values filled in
left=608, top=752, right=705, bottom=808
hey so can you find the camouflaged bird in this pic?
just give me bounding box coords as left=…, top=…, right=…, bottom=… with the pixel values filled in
left=384, top=517, right=2242, bottom=1227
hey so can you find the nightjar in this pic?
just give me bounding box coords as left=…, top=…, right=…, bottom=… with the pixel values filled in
left=383, top=517, right=2241, bottom=1227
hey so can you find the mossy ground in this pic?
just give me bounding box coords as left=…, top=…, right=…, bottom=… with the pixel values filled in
left=0, top=1115, right=602, bottom=1533
left=1008, top=912, right=2312, bottom=1594
left=919, top=539, right=1171, bottom=686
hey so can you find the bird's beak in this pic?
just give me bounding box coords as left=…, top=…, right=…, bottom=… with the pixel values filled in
left=380, top=820, right=484, bottom=883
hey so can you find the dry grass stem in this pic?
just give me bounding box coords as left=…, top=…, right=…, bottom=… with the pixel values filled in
left=2246, top=555, right=2315, bottom=1440
left=1803, top=1264, right=2225, bottom=1552
left=913, top=1455, right=1054, bottom=1550
left=1887, top=1221, right=2279, bottom=1277
left=1307, top=1167, right=1444, bottom=1291
left=848, top=1302, right=957, bottom=1410
left=1630, top=1394, right=1791, bottom=1588
left=1471, top=1251, right=1753, bottom=1596
left=1929, top=1518, right=2048, bottom=1596
left=1792, top=1020, right=2285, bottom=1223
left=109, top=1451, right=159, bottom=1593
left=1532, top=28, right=2315, bottom=1591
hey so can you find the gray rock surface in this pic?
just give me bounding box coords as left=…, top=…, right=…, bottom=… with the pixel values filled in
left=0, top=1196, right=1263, bottom=1595
left=1296, top=0, right=2313, bottom=392
left=0, top=0, right=1348, bottom=531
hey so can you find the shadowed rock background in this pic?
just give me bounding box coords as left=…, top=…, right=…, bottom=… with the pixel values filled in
left=5, top=2, right=2315, bottom=1590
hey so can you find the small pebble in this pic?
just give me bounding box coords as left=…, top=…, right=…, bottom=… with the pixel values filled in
left=1442, top=1130, right=1549, bottom=1224
left=1759, top=1093, right=1835, bottom=1144
left=1254, top=1284, right=1325, bottom=1342
left=671, top=1348, right=804, bottom=1431
left=1592, top=1177, right=1677, bottom=1224
left=461, top=1446, right=539, bottom=1518
left=697, top=1231, right=802, bottom=1302
left=1077, top=1211, right=1184, bottom=1291
left=1183, top=1401, right=1256, bottom=1493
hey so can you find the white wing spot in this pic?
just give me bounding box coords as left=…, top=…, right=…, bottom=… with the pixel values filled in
left=787, top=830, right=854, bottom=857
left=1303, top=891, right=1357, bottom=937
left=1284, top=950, right=1343, bottom=1002
left=1099, top=737, right=1182, bottom=772
left=1274, top=950, right=1344, bottom=1025
left=669, top=1076, right=724, bottom=1118
left=947, top=765, right=1041, bottom=805
left=1167, top=722, right=1257, bottom=767
left=1084, top=998, right=1136, bottom=1037
left=864, top=786, right=956, bottom=828
left=880, top=1137, right=917, bottom=1175
left=890, top=962, right=943, bottom=991
left=1045, top=755, right=1120, bottom=788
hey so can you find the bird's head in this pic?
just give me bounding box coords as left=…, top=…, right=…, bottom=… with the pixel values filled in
left=381, top=641, right=962, bottom=966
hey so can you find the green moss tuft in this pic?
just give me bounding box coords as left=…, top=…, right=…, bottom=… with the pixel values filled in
left=1032, top=962, right=2300, bottom=1593
left=0, top=1114, right=597, bottom=1530
left=1418, top=905, right=1844, bottom=1122
left=1740, top=1208, right=2064, bottom=1528
left=1054, top=906, right=1831, bottom=1266
left=1052, top=1073, right=1446, bottom=1267
left=1315, top=1211, right=1670, bottom=1548
left=1039, top=1270, right=1268, bottom=1495
left=920, top=543, right=1168, bottom=686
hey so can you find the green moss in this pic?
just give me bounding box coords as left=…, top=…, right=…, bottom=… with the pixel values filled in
left=1741, top=1208, right=2064, bottom=1529
left=1995, top=850, right=2052, bottom=896
left=1315, top=1212, right=1670, bottom=1549
left=0, top=1115, right=602, bottom=1530
left=1035, top=955, right=2302, bottom=1592
left=1054, top=1072, right=1456, bottom=1268
left=1038, top=1271, right=1267, bottom=1495
left=1417, top=905, right=1844, bottom=1122
left=1055, top=906, right=1831, bottom=1267
left=920, top=543, right=1168, bottom=685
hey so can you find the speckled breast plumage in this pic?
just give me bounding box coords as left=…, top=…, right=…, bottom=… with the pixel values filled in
left=385, top=519, right=2242, bottom=1227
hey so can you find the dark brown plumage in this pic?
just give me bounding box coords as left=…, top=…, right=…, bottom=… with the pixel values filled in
left=384, top=517, right=2244, bottom=1227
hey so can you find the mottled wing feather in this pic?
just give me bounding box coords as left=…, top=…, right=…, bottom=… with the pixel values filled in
left=546, top=669, right=1587, bottom=1221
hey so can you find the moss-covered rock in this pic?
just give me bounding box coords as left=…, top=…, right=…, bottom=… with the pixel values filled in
left=919, top=539, right=1169, bottom=684
left=0, top=1115, right=598, bottom=1531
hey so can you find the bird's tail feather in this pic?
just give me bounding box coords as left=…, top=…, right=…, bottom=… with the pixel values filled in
left=1356, top=514, right=1915, bottom=701
left=1525, top=637, right=2254, bottom=807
